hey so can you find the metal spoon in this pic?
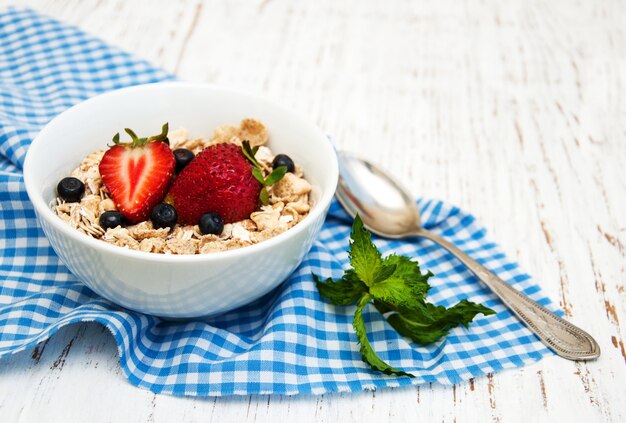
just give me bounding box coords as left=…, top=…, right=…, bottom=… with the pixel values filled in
left=336, top=151, right=600, bottom=361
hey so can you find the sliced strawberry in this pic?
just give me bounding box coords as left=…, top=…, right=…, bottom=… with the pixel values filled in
left=99, top=125, right=175, bottom=224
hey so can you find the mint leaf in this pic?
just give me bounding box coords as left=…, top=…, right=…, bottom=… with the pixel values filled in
left=313, top=214, right=495, bottom=377
left=387, top=299, right=495, bottom=344
left=314, top=273, right=366, bottom=306
left=353, top=294, right=413, bottom=377
left=349, top=215, right=383, bottom=287
left=372, top=299, right=393, bottom=314
left=383, top=254, right=431, bottom=298
left=265, top=166, right=287, bottom=186
left=369, top=256, right=433, bottom=310
left=373, top=263, right=396, bottom=284
left=241, top=140, right=261, bottom=168
left=241, top=141, right=286, bottom=205
left=252, top=167, right=266, bottom=185
left=369, top=277, right=425, bottom=311
left=259, top=187, right=269, bottom=205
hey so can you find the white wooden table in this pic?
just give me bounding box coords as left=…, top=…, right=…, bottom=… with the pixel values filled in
left=0, top=1, right=624, bottom=421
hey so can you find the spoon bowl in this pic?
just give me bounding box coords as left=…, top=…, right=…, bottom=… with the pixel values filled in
left=336, top=151, right=600, bottom=361
left=337, top=152, right=421, bottom=238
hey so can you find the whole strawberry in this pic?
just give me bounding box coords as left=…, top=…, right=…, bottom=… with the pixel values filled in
left=167, top=143, right=261, bottom=224
left=99, top=124, right=175, bottom=224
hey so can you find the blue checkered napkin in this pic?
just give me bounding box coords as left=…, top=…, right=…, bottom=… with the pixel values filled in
left=0, top=7, right=558, bottom=396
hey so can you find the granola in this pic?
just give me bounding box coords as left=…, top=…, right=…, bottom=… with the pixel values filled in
left=54, top=119, right=312, bottom=254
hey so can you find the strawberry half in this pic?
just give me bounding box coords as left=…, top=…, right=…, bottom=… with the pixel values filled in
left=99, top=124, right=175, bottom=224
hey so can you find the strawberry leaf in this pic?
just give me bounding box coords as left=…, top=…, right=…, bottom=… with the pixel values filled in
left=147, top=122, right=169, bottom=144
left=111, top=133, right=120, bottom=145
left=124, top=128, right=140, bottom=142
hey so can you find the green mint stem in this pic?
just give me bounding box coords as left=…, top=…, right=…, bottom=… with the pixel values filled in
left=353, top=293, right=414, bottom=378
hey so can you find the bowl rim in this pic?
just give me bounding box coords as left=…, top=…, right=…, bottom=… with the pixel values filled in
left=23, top=81, right=338, bottom=263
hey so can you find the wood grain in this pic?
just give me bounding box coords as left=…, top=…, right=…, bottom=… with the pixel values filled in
left=0, top=0, right=624, bottom=421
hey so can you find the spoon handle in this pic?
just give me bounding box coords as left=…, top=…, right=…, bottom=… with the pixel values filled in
left=416, top=229, right=600, bottom=361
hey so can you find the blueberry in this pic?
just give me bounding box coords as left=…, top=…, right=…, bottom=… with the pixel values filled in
left=151, top=203, right=178, bottom=229
left=57, top=177, right=85, bottom=202
left=173, top=148, right=195, bottom=173
left=272, top=154, right=295, bottom=173
left=99, top=211, right=124, bottom=230
left=199, top=212, right=224, bottom=235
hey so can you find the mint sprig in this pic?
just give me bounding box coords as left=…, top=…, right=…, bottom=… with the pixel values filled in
left=242, top=140, right=287, bottom=205
left=314, top=215, right=495, bottom=377
left=241, top=141, right=261, bottom=168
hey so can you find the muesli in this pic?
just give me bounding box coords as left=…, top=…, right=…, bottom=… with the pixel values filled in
left=54, top=119, right=311, bottom=254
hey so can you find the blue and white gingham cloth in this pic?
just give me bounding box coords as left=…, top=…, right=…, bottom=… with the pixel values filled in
left=0, top=7, right=558, bottom=396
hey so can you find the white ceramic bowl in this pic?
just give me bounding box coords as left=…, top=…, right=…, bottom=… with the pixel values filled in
left=23, top=82, right=338, bottom=318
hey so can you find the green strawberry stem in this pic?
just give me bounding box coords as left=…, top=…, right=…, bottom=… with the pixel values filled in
left=111, top=123, right=169, bottom=148
left=147, top=123, right=169, bottom=143
left=124, top=128, right=141, bottom=144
